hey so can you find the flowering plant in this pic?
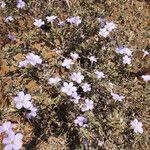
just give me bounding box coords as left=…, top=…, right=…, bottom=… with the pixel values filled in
left=1, top=1, right=149, bottom=149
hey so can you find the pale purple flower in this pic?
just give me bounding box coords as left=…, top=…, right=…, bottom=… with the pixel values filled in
left=33, top=19, right=45, bottom=27
left=116, top=47, right=132, bottom=56
left=46, top=15, right=57, bottom=23
left=3, top=131, right=23, bottom=150
left=71, top=92, right=80, bottom=100
left=17, top=0, right=25, bottom=9
left=74, top=116, right=87, bottom=127
left=66, top=16, right=81, bottom=26
left=19, top=53, right=42, bottom=67
left=5, top=16, right=14, bottom=23
left=99, top=21, right=116, bottom=37
left=8, top=34, right=16, bottom=41
left=18, top=60, right=29, bottom=67
left=14, top=91, right=32, bottom=109
left=111, top=92, right=125, bottom=102
left=26, top=105, right=37, bottom=118
left=88, top=56, right=97, bottom=63
left=61, top=82, right=77, bottom=96
left=70, top=72, right=84, bottom=84
left=141, top=75, right=150, bottom=82
left=115, top=46, right=124, bottom=54
left=26, top=53, right=42, bottom=66
left=70, top=92, right=80, bottom=104
left=94, top=70, right=105, bottom=79
left=122, top=55, right=131, bottom=65
left=61, top=58, right=74, bottom=69
left=0, top=122, right=13, bottom=134
left=82, top=83, right=91, bottom=92
left=105, top=21, right=116, bottom=32
left=48, top=77, right=61, bottom=85
left=131, top=119, right=143, bottom=134
left=70, top=52, right=79, bottom=60
left=99, top=28, right=109, bottom=37
left=81, top=99, right=94, bottom=112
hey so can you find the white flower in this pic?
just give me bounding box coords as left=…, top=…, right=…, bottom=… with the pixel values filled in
left=82, top=83, right=91, bottom=92
left=99, top=28, right=109, bottom=37
left=14, top=91, right=32, bottom=109
left=74, top=116, right=87, bottom=127
left=142, top=49, right=149, bottom=57
left=46, top=15, right=57, bottom=23
left=88, top=56, right=97, bottom=63
left=81, top=99, right=94, bottom=112
left=26, top=53, right=42, bottom=66
left=70, top=92, right=80, bottom=104
left=0, top=122, right=13, bottom=134
left=70, top=52, right=79, bottom=60
left=122, top=55, right=131, bottom=65
left=18, top=60, right=29, bottom=67
left=141, top=75, right=150, bottom=82
left=94, top=70, right=105, bottom=79
left=5, top=16, right=14, bottom=23
left=3, top=131, right=23, bottom=150
left=61, top=58, right=74, bottom=69
left=48, top=77, right=61, bottom=85
left=70, top=72, right=84, bottom=84
left=17, top=0, right=25, bottom=9
left=61, top=82, right=77, bottom=96
left=111, top=92, right=125, bottom=102
left=131, top=119, right=143, bottom=134
left=0, top=1, right=6, bottom=8
left=105, top=21, right=116, bottom=32
left=33, top=19, right=45, bottom=27
left=66, top=16, right=81, bottom=26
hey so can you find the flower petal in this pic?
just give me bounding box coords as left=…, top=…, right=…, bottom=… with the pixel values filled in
left=18, top=92, right=24, bottom=100
left=3, top=138, right=10, bottom=145
left=23, top=101, right=32, bottom=109
left=24, top=94, right=31, bottom=101
left=15, top=133, right=23, bottom=141
left=4, top=144, right=13, bottom=150
left=16, top=102, right=23, bottom=109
